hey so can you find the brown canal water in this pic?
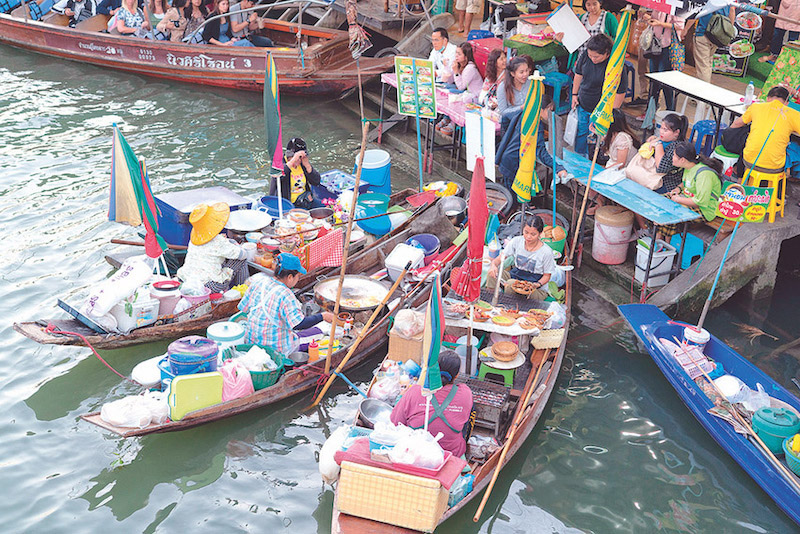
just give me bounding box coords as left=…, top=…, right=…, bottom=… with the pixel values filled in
left=1, top=46, right=799, bottom=533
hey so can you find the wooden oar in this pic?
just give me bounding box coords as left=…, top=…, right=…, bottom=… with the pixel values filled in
left=569, top=143, right=601, bottom=264
left=675, top=338, right=800, bottom=494
left=111, top=239, right=187, bottom=251
left=306, top=261, right=412, bottom=410
left=473, top=347, right=553, bottom=522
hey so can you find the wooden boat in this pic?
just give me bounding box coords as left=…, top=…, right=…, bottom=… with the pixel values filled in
left=330, top=263, right=572, bottom=532
left=619, top=304, right=800, bottom=527
left=0, top=7, right=391, bottom=97
left=80, top=239, right=467, bottom=437
left=13, top=189, right=437, bottom=350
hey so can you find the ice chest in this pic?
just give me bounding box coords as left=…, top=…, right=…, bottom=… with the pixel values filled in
left=337, top=460, right=448, bottom=533
left=155, top=186, right=252, bottom=246
left=384, top=243, right=425, bottom=281
left=167, top=371, right=223, bottom=421
left=387, top=330, right=424, bottom=364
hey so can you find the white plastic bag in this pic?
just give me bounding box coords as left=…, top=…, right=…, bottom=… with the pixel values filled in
left=100, top=395, right=154, bottom=428
left=141, top=390, right=169, bottom=425
left=563, top=108, right=578, bottom=147
left=389, top=428, right=445, bottom=469
left=319, top=426, right=351, bottom=485
left=544, top=301, right=567, bottom=330
left=369, top=376, right=401, bottom=404
left=83, top=256, right=154, bottom=318
left=391, top=310, right=425, bottom=339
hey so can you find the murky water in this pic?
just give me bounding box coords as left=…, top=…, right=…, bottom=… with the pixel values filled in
left=1, top=46, right=798, bottom=533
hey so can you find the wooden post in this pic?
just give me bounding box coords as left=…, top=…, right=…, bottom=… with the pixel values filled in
left=568, top=143, right=601, bottom=264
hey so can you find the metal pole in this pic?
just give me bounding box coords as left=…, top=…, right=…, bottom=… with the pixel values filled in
left=412, top=58, right=424, bottom=191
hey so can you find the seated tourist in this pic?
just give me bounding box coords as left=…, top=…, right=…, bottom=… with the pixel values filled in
left=155, top=0, right=187, bottom=42
left=116, top=0, right=152, bottom=37
left=496, top=56, right=531, bottom=118
left=96, top=0, right=120, bottom=15
left=64, top=0, right=96, bottom=27
left=202, top=0, right=255, bottom=46
left=390, top=351, right=474, bottom=458
left=147, top=0, right=168, bottom=30
left=271, top=137, right=323, bottom=209
left=479, top=48, right=506, bottom=112
left=230, top=0, right=274, bottom=47
left=183, top=0, right=208, bottom=43
left=587, top=109, right=640, bottom=215
left=666, top=141, right=722, bottom=222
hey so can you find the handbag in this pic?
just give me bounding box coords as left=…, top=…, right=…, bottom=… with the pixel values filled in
left=639, top=26, right=662, bottom=59
left=668, top=27, right=685, bottom=71
left=625, top=152, right=664, bottom=190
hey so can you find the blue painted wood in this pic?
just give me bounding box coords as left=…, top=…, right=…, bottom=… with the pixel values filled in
left=619, top=303, right=800, bottom=527
left=558, top=150, right=701, bottom=226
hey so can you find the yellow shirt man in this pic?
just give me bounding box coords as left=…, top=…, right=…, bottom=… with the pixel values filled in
left=739, top=93, right=800, bottom=170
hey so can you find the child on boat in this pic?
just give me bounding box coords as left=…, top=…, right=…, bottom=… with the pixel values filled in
left=272, top=137, right=323, bottom=210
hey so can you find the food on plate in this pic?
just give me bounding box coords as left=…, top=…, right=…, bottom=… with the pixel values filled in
left=447, top=301, right=470, bottom=315
left=499, top=308, right=522, bottom=319
left=476, top=300, right=492, bottom=310
left=469, top=308, right=492, bottom=322
left=728, top=40, right=754, bottom=58
left=491, top=315, right=515, bottom=326
left=510, top=279, right=535, bottom=295
left=735, top=12, right=761, bottom=31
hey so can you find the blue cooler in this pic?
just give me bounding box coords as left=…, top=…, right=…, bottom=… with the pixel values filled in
left=354, top=150, right=391, bottom=196
left=154, top=187, right=252, bottom=246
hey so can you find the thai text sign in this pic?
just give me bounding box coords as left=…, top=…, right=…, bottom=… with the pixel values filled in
left=715, top=181, right=773, bottom=223
left=394, top=57, right=437, bottom=119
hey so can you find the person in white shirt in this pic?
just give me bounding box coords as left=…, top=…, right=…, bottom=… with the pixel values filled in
left=429, top=27, right=456, bottom=84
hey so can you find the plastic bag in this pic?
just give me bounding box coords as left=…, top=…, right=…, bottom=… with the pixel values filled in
left=142, top=390, right=169, bottom=425
left=391, top=309, right=425, bottom=339
left=370, top=421, right=409, bottom=448
left=235, top=345, right=276, bottom=372
left=726, top=380, right=771, bottom=412
left=83, top=256, right=154, bottom=318
left=221, top=360, right=255, bottom=401
left=389, top=428, right=445, bottom=469
left=369, top=376, right=401, bottom=404
left=544, top=301, right=567, bottom=330
left=100, top=393, right=162, bottom=428
left=319, top=426, right=351, bottom=485
left=563, top=108, right=578, bottom=147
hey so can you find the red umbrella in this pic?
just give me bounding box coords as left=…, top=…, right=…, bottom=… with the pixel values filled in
left=452, top=157, right=489, bottom=302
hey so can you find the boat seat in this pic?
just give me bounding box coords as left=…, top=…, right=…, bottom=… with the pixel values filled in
left=76, top=14, right=111, bottom=32
left=43, top=12, right=70, bottom=26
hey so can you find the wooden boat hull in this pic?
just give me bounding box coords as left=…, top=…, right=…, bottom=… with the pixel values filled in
left=0, top=14, right=391, bottom=96
left=331, top=269, right=572, bottom=532
left=619, top=303, right=800, bottom=527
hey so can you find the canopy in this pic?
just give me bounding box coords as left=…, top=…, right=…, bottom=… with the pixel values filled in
left=589, top=10, right=631, bottom=138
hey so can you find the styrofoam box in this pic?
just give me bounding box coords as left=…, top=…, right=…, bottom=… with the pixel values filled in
left=384, top=243, right=425, bottom=281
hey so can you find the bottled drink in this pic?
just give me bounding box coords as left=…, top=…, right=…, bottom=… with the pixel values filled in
left=744, top=82, right=755, bottom=107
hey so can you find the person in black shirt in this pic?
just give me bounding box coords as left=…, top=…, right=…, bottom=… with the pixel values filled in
left=270, top=138, right=323, bottom=209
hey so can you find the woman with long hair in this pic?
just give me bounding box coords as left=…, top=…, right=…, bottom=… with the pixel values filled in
left=452, top=42, right=483, bottom=101
left=479, top=48, right=507, bottom=109
left=115, top=0, right=152, bottom=37
left=156, top=0, right=188, bottom=42
left=587, top=109, right=640, bottom=214
left=183, top=0, right=208, bottom=43
left=496, top=56, right=531, bottom=116
left=557, top=0, right=618, bottom=72
left=202, top=0, right=255, bottom=46
left=668, top=141, right=723, bottom=221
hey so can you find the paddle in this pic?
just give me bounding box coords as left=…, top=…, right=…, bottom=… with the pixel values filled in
left=111, top=239, right=187, bottom=251
left=473, top=347, right=553, bottom=522
left=674, top=337, right=800, bottom=494
left=306, top=261, right=412, bottom=410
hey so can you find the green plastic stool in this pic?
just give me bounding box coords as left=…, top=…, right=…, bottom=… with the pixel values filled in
left=712, top=145, right=738, bottom=174
left=478, top=363, right=515, bottom=387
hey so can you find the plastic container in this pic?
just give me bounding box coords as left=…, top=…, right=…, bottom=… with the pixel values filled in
left=256, top=195, right=294, bottom=219
left=592, top=206, right=634, bottom=265
left=752, top=407, right=800, bottom=454
left=402, top=359, right=421, bottom=378
left=384, top=243, right=425, bottom=281
left=222, top=344, right=284, bottom=390
left=357, top=192, right=390, bottom=212
left=206, top=321, right=245, bottom=353
left=110, top=295, right=160, bottom=334
left=154, top=186, right=252, bottom=246
left=168, top=335, right=219, bottom=376
left=783, top=436, right=800, bottom=476
left=158, top=356, right=177, bottom=391
left=308, top=341, right=320, bottom=362
left=181, top=286, right=211, bottom=306
left=682, top=327, right=710, bottom=354
left=150, top=280, right=182, bottom=317
left=405, top=234, right=441, bottom=266
left=356, top=206, right=392, bottom=237
left=635, top=237, right=677, bottom=287
left=355, top=149, right=391, bottom=195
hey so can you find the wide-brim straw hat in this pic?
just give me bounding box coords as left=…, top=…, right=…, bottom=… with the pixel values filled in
left=491, top=341, right=518, bottom=362
left=190, top=202, right=230, bottom=246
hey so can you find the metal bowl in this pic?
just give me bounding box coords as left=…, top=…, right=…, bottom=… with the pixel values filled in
left=358, top=398, right=393, bottom=429
left=439, top=196, right=467, bottom=226
left=288, top=351, right=309, bottom=365
left=310, top=207, right=334, bottom=221
left=313, top=275, right=390, bottom=312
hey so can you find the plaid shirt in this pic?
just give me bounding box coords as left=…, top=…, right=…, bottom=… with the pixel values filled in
left=238, top=274, right=304, bottom=356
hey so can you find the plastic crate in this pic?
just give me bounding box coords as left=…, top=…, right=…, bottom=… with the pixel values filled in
left=154, top=186, right=252, bottom=246
left=222, top=344, right=284, bottom=390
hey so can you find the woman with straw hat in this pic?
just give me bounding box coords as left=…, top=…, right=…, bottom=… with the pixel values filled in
left=176, top=202, right=247, bottom=292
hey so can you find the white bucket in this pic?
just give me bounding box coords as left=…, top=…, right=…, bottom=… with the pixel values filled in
left=635, top=238, right=677, bottom=287
left=683, top=327, right=710, bottom=354
left=110, top=296, right=160, bottom=334
left=592, top=206, right=634, bottom=265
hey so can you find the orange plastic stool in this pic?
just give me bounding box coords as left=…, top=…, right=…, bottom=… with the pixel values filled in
left=745, top=168, right=786, bottom=223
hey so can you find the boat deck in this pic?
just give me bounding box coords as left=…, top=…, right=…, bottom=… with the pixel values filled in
left=330, top=0, right=424, bottom=31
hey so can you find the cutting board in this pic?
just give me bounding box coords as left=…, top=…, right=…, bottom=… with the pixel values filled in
left=168, top=372, right=223, bottom=421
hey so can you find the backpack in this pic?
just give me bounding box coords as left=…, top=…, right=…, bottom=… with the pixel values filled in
left=706, top=13, right=736, bottom=47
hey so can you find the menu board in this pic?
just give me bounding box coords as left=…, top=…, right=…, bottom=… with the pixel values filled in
left=394, top=57, right=437, bottom=119
left=715, top=181, right=773, bottom=223
left=712, top=13, right=760, bottom=78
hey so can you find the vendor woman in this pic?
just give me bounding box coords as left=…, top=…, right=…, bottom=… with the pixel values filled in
left=487, top=214, right=556, bottom=301
left=271, top=137, right=322, bottom=209
left=238, top=253, right=334, bottom=356
left=390, top=351, right=475, bottom=457
left=176, top=202, right=247, bottom=292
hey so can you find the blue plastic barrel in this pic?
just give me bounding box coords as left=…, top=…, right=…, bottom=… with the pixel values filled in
left=354, top=150, right=391, bottom=196
left=256, top=195, right=294, bottom=219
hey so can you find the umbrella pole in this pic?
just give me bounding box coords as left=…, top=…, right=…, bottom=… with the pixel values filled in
left=568, top=143, right=601, bottom=264
left=466, top=304, right=474, bottom=377
left=551, top=110, right=558, bottom=236
left=324, top=122, right=370, bottom=376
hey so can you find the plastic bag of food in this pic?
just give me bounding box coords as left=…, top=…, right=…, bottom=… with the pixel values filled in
left=389, top=428, right=445, bottom=469
left=544, top=301, right=567, bottom=330
left=391, top=309, right=425, bottom=339
left=220, top=360, right=255, bottom=402
left=141, top=390, right=169, bottom=425
left=100, top=395, right=155, bottom=428
left=319, top=425, right=351, bottom=485
left=83, top=256, right=154, bottom=318
left=369, top=376, right=401, bottom=404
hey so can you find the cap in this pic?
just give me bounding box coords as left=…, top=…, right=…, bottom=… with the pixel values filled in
left=276, top=252, right=307, bottom=275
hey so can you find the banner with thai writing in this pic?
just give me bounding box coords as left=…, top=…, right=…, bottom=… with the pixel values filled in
left=715, top=181, right=773, bottom=223
left=394, top=57, right=436, bottom=119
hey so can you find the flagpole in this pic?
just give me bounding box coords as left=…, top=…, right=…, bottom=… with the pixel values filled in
left=412, top=58, right=425, bottom=191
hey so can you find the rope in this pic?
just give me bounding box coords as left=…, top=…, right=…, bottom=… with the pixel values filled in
left=566, top=318, right=624, bottom=345
left=45, top=323, right=140, bottom=385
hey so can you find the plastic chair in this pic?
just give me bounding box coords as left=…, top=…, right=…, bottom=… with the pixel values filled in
left=478, top=363, right=515, bottom=387
left=536, top=58, right=571, bottom=115
left=745, top=169, right=786, bottom=223
left=623, top=60, right=635, bottom=101
left=711, top=146, right=739, bottom=174
left=690, top=120, right=727, bottom=157
left=670, top=233, right=705, bottom=270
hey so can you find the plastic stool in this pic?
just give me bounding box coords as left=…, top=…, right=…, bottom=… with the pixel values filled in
left=478, top=363, right=515, bottom=387
left=670, top=233, right=705, bottom=269
left=745, top=169, right=786, bottom=223
left=690, top=120, right=727, bottom=156
left=623, top=60, right=635, bottom=101
left=543, top=71, right=572, bottom=115
left=712, top=145, right=738, bottom=174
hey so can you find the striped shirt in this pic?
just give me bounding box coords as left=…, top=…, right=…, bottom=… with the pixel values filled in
left=238, top=274, right=304, bottom=356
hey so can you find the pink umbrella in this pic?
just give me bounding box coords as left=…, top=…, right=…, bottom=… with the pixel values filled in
left=452, top=157, right=489, bottom=302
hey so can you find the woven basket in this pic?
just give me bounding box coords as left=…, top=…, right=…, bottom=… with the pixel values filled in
left=491, top=341, right=518, bottom=362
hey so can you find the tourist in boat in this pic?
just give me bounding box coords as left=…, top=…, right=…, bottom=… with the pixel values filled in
left=238, top=253, right=334, bottom=356
left=155, top=0, right=187, bottom=42
left=202, top=0, right=255, bottom=47
left=147, top=0, right=168, bottom=35
left=115, top=0, right=153, bottom=38
left=487, top=213, right=555, bottom=301
left=555, top=0, right=618, bottom=73
left=176, top=202, right=248, bottom=293
left=183, top=0, right=208, bottom=43
left=496, top=56, right=531, bottom=118
left=479, top=48, right=506, bottom=111
left=390, top=351, right=475, bottom=458
left=571, top=34, right=625, bottom=156
left=273, top=137, right=323, bottom=209
left=666, top=141, right=723, bottom=222
left=429, top=27, right=456, bottom=84
left=452, top=42, right=483, bottom=102
left=230, top=0, right=274, bottom=47
left=64, top=0, right=97, bottom=27
left=97, top=0, right=121, bottom=16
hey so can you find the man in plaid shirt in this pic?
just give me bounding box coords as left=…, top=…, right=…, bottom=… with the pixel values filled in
left=238, top=254, right=334, bottom=356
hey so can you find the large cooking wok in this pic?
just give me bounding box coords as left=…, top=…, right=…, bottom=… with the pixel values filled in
left=313, top=275, right=391, bottom=312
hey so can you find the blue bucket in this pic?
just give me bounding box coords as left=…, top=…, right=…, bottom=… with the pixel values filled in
left=354, top=149, right=391, bottom=196
left=256, top=195, right=294, bottom=219
left=406, top=234, right=440, bottom=265
left=356, top=206, right=392, bottom=237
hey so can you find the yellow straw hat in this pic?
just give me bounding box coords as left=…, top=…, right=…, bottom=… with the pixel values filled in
left=189, top=202, right=230, bottom=246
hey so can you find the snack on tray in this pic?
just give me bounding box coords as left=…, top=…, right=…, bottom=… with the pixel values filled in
left=510, top=279, right=535, bottom=295
left=491, top=315, right=515, bottom=326
left=499, top=308, right=522, bottom=319
left=470, top=308, right=492, bottom=322
left=490, top=341, right=518, bottom=362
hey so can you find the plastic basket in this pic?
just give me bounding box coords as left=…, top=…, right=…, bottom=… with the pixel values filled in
left=222, top=344, right=284, bottom=391
left=783, top=437, right=800, bottom=475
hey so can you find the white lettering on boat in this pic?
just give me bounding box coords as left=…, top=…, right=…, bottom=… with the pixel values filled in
left=78, top=42, right=123, bottom=56
left=166, top=53, right=236, bottom=69
left=138, top=49, right=155, bottom=62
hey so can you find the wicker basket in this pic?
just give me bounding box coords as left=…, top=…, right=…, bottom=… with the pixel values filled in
left=222, top=344, right=284, bottom=390
left=491, top=341, right=518, bottom=362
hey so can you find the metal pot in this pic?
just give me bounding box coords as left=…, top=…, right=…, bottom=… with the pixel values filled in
left=439, top=196, right=467, bottom=226
left=358, top=398, right=393, bottom=429
left=310, top=207, right=334, bottom=221
left=313, top=275, right=390, bottom=312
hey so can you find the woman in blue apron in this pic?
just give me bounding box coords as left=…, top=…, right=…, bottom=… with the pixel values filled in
left=487, top=214, right=556, bottom=301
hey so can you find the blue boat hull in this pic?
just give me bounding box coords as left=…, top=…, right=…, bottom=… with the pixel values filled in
left=618, top=304, right=800, bottom=527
